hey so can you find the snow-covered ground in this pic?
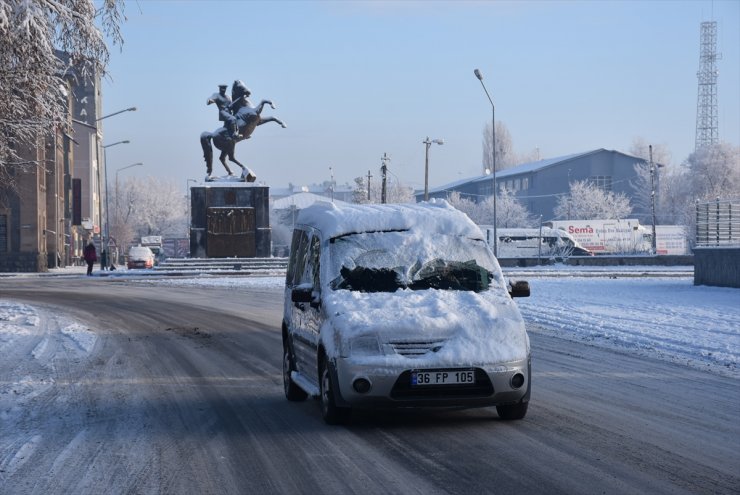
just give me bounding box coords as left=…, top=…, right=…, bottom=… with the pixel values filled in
left=2, top=271, right=738, bottom=378
left=128, top=273, right=739, bottom=378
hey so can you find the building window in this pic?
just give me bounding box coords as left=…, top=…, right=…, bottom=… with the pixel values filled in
left=589, top=175, right=612, bottom=192
left=522, top=177, right=529, bottom=190
left=480, top=182, right=493, bottom=197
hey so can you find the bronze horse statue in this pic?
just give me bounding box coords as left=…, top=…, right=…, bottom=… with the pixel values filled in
left=200, top=81, right=286, bottom=181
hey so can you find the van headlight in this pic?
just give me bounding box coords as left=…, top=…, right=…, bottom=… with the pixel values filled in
left=350, top=336, right=382, bottom=357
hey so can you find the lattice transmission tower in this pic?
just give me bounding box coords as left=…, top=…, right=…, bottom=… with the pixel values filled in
left=695, top=21, right=720, bottom=151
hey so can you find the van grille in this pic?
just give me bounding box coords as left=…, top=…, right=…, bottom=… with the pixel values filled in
left=389, top=339, right=446, bottom=357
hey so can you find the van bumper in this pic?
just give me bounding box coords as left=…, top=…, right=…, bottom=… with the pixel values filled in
left=331, top=355, right=530, bottom=409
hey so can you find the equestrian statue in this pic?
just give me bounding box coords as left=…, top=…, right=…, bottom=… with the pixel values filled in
left=200, top=80, right=286, bottom=182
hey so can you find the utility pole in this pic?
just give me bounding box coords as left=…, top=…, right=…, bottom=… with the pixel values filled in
left=366, top=170, right=372, bottom=202
left=423, top=137, right=444, bottom=201
left=380, top=153, right=390, bottom=204
left=649, top=145, right=657, bottom=255
left=329, top=166, right=334, bottom=202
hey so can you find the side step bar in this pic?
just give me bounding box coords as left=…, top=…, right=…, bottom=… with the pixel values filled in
left=291, top=371, right=320, bottom=397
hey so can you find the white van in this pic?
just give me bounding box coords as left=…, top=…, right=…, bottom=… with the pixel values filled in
left=483, top=227, right=593, bottom=258
left=282, top=201, right=531, bottom=424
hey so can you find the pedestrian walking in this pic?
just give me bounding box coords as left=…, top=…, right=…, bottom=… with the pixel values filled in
left=83, top=241, right=97, bottom=276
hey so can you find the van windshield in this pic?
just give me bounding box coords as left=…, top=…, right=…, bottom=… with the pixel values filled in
left=328, top=231, right=505, bottom=294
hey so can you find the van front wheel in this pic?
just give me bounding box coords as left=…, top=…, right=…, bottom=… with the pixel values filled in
left=320, top=359, right=351, bottom=425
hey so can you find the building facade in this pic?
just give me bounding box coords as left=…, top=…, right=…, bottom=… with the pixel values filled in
left=0, top=57, right=103, bottom=272
left=419, top=149, right=655, bottom=223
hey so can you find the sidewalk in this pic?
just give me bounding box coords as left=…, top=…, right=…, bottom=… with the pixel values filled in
left=0, top=265, right=124, bottom=278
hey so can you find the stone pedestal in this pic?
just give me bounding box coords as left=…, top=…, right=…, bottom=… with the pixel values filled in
left=189, top=183, right=271, bottom=258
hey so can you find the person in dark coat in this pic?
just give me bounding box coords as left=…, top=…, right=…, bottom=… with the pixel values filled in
left=83, top=241, right=97, bottom=276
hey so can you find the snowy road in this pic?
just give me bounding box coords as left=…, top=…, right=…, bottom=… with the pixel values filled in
left=1, top=277, right=738, bottom=494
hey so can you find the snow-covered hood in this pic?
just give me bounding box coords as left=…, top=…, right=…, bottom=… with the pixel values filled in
left=321, top=288, right=530, bottom=366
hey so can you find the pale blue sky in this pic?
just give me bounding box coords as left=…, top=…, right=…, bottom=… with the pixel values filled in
left=100, top=0, right=740, bottom=191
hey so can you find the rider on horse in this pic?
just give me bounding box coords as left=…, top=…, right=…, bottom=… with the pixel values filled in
left=207, top=84, right=240, bottom=140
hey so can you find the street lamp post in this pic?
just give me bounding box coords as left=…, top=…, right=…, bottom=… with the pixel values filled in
left=103, top=140, right=130, bottom=263
left=423, top=137, right=444, bottom=201
left=474, top=68, right=497, bottom=257
left=96, top=107, right=137, bottom=122
left=97, top=106, right=137, bottom=267
left=649, top=145, right=656, bottom=255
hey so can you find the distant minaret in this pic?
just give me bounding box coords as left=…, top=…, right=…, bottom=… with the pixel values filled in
left=695, top=21, right=720, bottom=151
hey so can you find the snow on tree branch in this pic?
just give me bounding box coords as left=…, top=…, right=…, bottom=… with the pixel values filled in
left=0, top=0, right=125, bottom=191
left=555, top=180, right=632, bottom=220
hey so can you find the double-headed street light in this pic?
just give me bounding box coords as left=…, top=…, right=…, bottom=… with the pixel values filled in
left=474, top=68, right=498, bottom=257
left=97, top=106, right=137, bottom=266
left=423, top=137, right=444, bottom=201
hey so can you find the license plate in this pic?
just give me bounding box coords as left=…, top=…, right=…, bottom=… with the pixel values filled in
left=411, top=370, right=475, bottom=386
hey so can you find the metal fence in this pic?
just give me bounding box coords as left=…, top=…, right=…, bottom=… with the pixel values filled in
left=695, top=199, right=740, bottom=247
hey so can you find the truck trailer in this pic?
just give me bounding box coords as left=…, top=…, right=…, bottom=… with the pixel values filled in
left=545, top=219, right=652, bottom=255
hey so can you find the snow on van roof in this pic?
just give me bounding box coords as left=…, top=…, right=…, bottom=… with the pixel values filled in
left=296, top=200, right=484, bottom=239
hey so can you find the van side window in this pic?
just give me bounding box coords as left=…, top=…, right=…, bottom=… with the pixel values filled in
left=286, top=229, right=309, bottom=286
left=309, top=235, right=321, bottom=290
left=297, top=234, right=321, bottom=291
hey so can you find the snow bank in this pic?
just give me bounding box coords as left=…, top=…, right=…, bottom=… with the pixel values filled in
left=516, top=277, right=740, bottom=377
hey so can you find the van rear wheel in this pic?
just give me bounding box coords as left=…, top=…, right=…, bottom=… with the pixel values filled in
left=320, top=359, right=351, bottom=425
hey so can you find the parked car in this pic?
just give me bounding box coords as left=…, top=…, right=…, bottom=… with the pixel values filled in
left=127, top=246, right=155, bottom=269
left=282, top=200, right=532, bottom=424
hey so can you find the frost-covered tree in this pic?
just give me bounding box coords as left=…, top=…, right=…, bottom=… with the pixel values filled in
left=109, top=176, right=187, bottom=250
left=656, top=166, right=694, bottom=225
left=628, top=140, right=739, bottom=234
left=0, top=0, right=125, bottom=191
left=495, top=187, right=535, bottom=227
left=447, top=191, right=480, bottom=222
left=628, top=138, right=673, bottom=224
left=448, top=189, right=533, bottom=227
left=481, top=121, right=540, bottom=173
left=555, top=180, right=632, bottom=220
left=629, top=138, right=672, bottom=167
left=482, top=121, right=515, bottom=172
left=684, top=142, right=740, bottom=201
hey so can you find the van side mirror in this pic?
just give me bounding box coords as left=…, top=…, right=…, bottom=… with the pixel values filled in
left=292, top=286, right=321, bottom=308
left=508, top=280, right=530, bottom=298
left=291, top=287, right=313, bottom=303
